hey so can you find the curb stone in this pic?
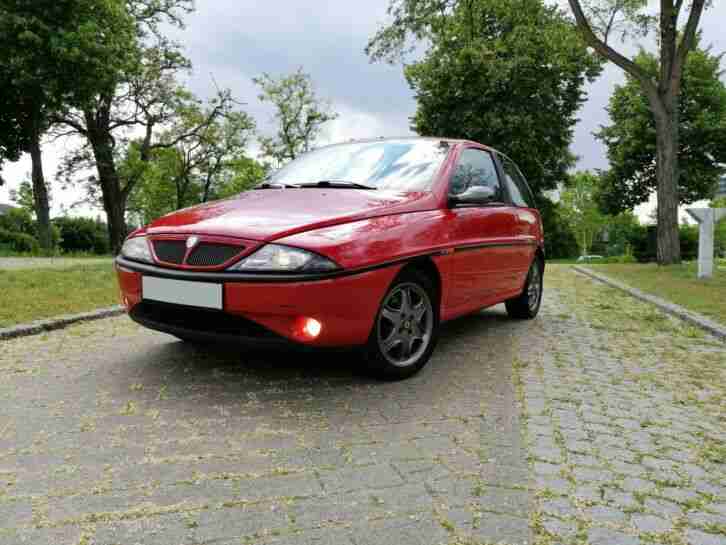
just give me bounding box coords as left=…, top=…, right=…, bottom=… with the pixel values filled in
left=573, top=265, right=726, bottom=342
left=0, top=306, right=125, bottom=341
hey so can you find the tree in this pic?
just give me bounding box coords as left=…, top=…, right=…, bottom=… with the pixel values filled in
left=560, top=171, right=607, bottom=257
left=596, top=45, right=726, bottom=214
left=539, top=198, right=580, bottom=259
left=566, top=0, right=710, bottom=265
left=0, top=0, right=135, bottom=251
left=254, top=69, right=338, bottom=166
left=57, top=22, right=238, bottom=253
left=125, top=108, right=261, bottom=225
left=367, top=0, right=601, bottom=196
left=10, top=179, right=52, bottom=216
left=157, top=104, right=256, bottom=208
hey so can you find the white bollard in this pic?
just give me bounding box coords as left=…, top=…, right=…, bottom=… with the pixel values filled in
left=686, top=208, right=726, bottom=279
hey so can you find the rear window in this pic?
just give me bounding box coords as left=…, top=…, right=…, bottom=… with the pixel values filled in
left=501, top=156, right=537, bottom=208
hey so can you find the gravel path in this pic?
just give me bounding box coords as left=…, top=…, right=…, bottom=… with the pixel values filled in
left=0, top=266, right=724, bottom=545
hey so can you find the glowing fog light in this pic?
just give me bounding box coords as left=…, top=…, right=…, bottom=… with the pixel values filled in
left=303, top=318, right=322, bottom=339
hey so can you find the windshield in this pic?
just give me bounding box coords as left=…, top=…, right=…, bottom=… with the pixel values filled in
left=265, top=140, right=451, bottom=191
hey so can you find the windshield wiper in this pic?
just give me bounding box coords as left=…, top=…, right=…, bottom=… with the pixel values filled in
left=255, top=182, right=300, bottom=189
left=297, top=180, right=377, bottom=190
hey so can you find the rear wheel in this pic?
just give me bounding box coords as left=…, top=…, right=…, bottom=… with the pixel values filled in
left=364, top=270, right=439, bottom=380
left=505, top=258, right=543, bottom=319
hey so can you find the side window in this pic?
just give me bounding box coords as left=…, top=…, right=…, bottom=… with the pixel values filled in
left=450, top=148, right=502, bottom=199
left=501, top=156, right=536, bottom=208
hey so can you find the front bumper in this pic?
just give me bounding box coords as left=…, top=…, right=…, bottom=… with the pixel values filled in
left=116, top=257, right=401, bottom=347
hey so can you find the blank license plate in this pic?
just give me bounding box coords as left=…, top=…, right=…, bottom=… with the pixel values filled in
left=142, top=276, right=222, bottom=310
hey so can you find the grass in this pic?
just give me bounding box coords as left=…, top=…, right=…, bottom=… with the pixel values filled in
left=0, top=264, right=119, bottom=327
left=0, top=249, right=113, bottom=258
left=586, top=261, right=726, bottom=326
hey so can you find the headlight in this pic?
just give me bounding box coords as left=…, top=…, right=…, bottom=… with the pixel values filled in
left=121, top=236, right=153, bottom=263
left=227, top=244, right=340, bottom=273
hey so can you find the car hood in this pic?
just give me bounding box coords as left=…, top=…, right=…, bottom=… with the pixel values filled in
left=142, top=189, right=438, bottom=241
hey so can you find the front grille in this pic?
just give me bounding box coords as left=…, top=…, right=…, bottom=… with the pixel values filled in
left=187, top=243, right=244, bottom=267
left=131, top=300, right=277, bottom=338
left=153, top=240, right=186, bottom=264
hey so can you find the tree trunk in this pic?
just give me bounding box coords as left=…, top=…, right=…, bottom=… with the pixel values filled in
left=28, top=123, right=52, bottom=253
left=653, top=104, right=682, bottom=265
left=86, top=120, right=127, bottom=255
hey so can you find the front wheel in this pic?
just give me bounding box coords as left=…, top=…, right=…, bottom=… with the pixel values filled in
left=505, top=258, right=543, bottom=320
left=363, top=270, right=439, bottom=381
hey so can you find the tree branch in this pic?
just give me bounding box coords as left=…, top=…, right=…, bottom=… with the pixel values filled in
left=673, top=0, right=706, bottom=84
left=568, top=0, right=659, bottom=101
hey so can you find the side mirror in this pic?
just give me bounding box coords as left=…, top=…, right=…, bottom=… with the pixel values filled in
left=449, top=185, right=497, bottom=207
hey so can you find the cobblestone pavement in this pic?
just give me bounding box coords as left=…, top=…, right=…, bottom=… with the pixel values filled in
left=520, top=268, right=726, bottom=545
left=0, top=266, right=724, bottom=545
left=0, top=257, right=112, bottom=271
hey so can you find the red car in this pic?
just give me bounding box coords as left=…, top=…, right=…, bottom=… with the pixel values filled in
left=116, top=137, right=544, bottom=379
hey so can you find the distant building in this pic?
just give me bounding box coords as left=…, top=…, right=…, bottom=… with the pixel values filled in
left=0, top=203, right=18, bottom=216
left=716, top=175, right=726, bottom=200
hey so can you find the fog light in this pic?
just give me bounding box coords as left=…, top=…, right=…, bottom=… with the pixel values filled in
left=303, top=317, right=322, bottom=339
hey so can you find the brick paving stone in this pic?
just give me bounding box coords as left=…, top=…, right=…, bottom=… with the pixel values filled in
left=631, top=513, right=672, bottom=533
left=644, top=497, right=683, bottom=517
left=587, top=527, right=641, bottom=545
left=684, top=528, right=726, bottom=545
left=585, top=505, right=628, bottom=526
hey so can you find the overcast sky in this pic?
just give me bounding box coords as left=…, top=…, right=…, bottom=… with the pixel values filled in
left=1, top=0, right=725, bottom=220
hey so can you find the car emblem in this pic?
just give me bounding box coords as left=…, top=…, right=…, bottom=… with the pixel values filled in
left=186, top=236, right=199, bottom=249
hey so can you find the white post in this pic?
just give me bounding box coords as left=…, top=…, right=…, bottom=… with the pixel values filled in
left=686, top=208, right=726, bottom=279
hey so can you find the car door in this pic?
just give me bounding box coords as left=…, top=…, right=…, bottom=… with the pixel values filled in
left=446, top=147, right=521, bottom=312
left=497, top=153, right=540, bottom=291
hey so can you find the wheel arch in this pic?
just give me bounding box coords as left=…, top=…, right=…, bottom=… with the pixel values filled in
left=535, top=246, right=546, bottom=273
left=398, top=257, right=443, bottom=316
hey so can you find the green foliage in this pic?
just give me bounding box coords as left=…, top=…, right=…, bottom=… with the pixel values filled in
left=626, top=223, right=703, bottom=263
left=0, top=0, right=137, bottom=154
left=254, top=68, right=338, bottom=165
left=539, top=198, right=580, bottom=259
left=0, top=207, right=35, bottom=236
left=216, top=157, right=269, bottom=199
left=53, top=216, right=110, bottom=255
left=559, top=172, right=607, bottom=256
left=0, top=228, right=40, bottom=253
left=714, top=197, right=726, bottom=258
left=597, top=46, right=726, bottom=213
left=370, top=0, right=601, bottom=195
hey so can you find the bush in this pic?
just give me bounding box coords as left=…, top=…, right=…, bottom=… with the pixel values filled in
left=0, top=208, right=35, bottom=235
left=53, top=216, right=110, bottom=255
left=0, top=228, right=40, bottom=253
left=539, top=199, right=579, bottom=259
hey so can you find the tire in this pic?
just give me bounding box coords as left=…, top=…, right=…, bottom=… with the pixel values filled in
left=363, top=269, right=440, bottom=381
left=505, top=258, right=543, bottom=320
left=173, top=334, right=211, bottom=345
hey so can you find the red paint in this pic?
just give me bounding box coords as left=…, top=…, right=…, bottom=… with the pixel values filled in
left=117, top=138, right=544, bottom=347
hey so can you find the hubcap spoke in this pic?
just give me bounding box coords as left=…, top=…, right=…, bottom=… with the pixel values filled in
left=381, top=307, right=402, bottom=328
left=528, top=264, right=541, bottom=309
left=381, top=333, right=402, bottom=354
left=399, top=288, right=412, bottom=314
left=412, top=301, right=427, bottom=322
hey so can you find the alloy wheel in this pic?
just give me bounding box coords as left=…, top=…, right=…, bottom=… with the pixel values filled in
left=376, top=282, right=434, bottom=368
left=528, top=261, right=542, bottom=312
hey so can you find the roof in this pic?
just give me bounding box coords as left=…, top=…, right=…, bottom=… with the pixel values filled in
left=318, top=136, right=499, bottom=154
